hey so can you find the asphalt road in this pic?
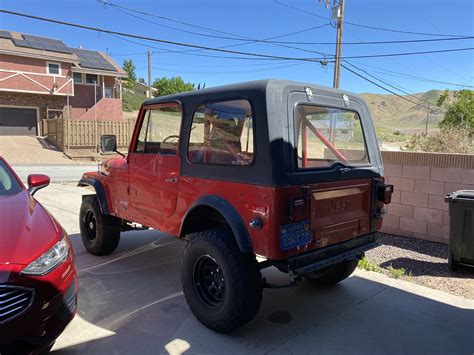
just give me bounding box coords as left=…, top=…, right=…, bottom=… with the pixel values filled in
left=33, top=183, right=474, bottom=355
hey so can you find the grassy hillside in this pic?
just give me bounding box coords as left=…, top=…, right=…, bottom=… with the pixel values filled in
left=359, top=90, right=445, bottom=145
left=123, top=91, right=147, bottom=112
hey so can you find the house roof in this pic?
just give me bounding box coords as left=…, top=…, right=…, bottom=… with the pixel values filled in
left=0, top=30, right=126, bottom=77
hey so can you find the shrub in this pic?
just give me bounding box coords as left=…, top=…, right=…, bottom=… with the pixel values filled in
left=403, top=126, right=473, bottom=154
left=358, top=257, right=382, bottom=273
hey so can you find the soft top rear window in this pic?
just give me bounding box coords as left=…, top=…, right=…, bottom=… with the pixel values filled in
left=294, top=104, right=370, bottom=169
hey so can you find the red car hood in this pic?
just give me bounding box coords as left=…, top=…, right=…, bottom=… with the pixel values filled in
left=0, top=190, right=60, bottom=266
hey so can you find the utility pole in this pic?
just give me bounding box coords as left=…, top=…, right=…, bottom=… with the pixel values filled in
left=147, top=49, right=152, bottom=98
left=332, top=0, right=345, bottom=89
left=425, top=103, right=430, bottom=134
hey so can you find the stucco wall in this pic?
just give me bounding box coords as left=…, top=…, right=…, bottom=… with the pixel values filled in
left=0, top=54, right=73, bottom=95
left=381, top=151, right=474, bottom=244
left=70, top=97, right=123, bottom=121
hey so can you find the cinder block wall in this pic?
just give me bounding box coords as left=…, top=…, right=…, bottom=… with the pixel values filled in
left=381, top=151, right=474, bottom=244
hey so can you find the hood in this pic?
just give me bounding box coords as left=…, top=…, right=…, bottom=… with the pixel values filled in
left=0, top=191, right=61, bottom=265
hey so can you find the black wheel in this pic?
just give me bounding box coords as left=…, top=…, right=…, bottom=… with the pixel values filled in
left=181, top=228, right=262, bottom=332
left=448, top=252, right=458, bottom=271
left=303, top=259, right=358, bottom=285
left=79, top=195, right=121, bottom=255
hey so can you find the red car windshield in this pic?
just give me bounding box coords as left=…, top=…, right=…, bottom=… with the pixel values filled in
left=0, top=160, right=22, bottom=196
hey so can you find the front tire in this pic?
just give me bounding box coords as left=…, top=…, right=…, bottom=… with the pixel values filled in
left=79, top=195, right=121, bottom=255
left=181, top=228, right=262, bottom=332
left=303, top=259, right=358, bottom=285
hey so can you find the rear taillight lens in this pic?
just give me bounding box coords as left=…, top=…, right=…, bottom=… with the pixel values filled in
left=288, top=197, right=308, bottom=222
left=377, top=183, right=394, bottom=204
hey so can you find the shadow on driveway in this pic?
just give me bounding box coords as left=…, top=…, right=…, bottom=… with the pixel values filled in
left=53, top=230, right=474, bottom=354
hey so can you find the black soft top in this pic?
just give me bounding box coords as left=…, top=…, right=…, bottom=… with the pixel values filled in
left=141, top=79, right=383, bottom=186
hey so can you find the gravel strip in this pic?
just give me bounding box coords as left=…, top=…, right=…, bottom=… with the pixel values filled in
left=363, top=234, right=473, bottom=300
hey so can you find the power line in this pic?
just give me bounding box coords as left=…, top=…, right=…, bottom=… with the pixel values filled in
left=268, top=36, right=474, bottom=45
left=103, top=2, right=330, bottom=57
left=336, top=47, right=474, bottom=60
left=341, top=63, right=433, bottom=110
left=2, top=9, right=473, bottom=62
left=0, top=9, right=328, bottom=63
left=274, top=0, right=472, bottom=38
left=346, top=61, right=474, bottom=88
left=139, top=62, right=309, bottom=75
left=100, top=0, right=474, bottom=46
left=343, top=61, right=446, bottom=111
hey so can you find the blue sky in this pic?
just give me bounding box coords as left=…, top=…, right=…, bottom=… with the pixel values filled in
left=0, top=0, right=473, bottom=94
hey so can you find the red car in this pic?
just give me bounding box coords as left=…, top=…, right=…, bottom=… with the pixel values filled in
left=0, top=157, right=77, bottom=354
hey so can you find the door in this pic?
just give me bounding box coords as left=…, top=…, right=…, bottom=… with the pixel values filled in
left=0, top=107, right=38, bottom=135
left=128, top=103, right=182, bottom=219
left=288, top=91, right=379, bottom=247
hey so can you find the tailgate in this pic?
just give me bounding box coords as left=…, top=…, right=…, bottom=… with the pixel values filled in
left=310, top=178, right=372, bottom=248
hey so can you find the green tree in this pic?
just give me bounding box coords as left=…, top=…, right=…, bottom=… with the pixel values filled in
left=122, top=59, right=137, bottom=90
left=152, top=76, right=195, bottom=97
left=437, top=89, right=474, bottom=132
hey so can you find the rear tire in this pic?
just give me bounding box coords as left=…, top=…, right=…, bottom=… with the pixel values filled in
left=79, top=195, right=121, bottom=255
left=303, top=259, right=358, bottom=285
left=181, top=228, right=262, bottom=332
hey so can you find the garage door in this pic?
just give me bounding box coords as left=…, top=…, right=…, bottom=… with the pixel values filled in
left=0, top=107, right=38, bottom=136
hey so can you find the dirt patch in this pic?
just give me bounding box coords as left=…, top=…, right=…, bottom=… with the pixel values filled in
left=364, top=234, right=473, bottom=300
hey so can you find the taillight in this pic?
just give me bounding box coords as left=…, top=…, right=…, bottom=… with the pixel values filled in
left=288, top=197, right=308, bottom=222
left=377, top=183, right=394, bottom=204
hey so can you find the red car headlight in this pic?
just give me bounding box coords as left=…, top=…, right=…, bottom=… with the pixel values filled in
left=21, top=232, right=69, bottom=276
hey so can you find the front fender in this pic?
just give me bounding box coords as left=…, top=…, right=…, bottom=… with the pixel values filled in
left=77, top=178, right=110, bottom=215
left=180, top=195, right=253, bottom=253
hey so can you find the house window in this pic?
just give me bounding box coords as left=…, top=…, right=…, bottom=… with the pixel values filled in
left=85, top=74, right=98, bottom=85
left=47, top=62, right=61, bottom=75
left=73, top=72, right=83, bottom=84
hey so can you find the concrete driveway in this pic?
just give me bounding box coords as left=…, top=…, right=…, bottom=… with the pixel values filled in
left=34, top=183, right=474, bottom=355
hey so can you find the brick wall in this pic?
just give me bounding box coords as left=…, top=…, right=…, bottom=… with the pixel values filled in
left=381, top=151, right=474, bottom=244
left=0, top=92, right=66, bottom=121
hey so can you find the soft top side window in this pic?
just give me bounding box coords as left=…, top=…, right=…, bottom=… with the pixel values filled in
left=134, top=104, right=182, bottom=155
left=188, top=99, right=254, bottom=166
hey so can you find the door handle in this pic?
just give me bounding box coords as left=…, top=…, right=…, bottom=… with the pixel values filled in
left=165, top=177, right=178, bottom=183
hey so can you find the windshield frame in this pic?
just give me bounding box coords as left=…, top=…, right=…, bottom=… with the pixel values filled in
left=293, top=103, right=372, bottom=171
left=0, top=158, right=24, bottom=197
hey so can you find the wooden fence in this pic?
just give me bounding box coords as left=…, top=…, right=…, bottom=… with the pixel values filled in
left=43, top=118, right=135, bottom=151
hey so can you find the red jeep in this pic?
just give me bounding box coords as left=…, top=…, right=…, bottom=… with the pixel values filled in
left=78, top=80, right=392, bottom=332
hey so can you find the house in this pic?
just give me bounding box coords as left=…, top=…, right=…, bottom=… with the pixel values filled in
left=309, top=118, right=355, bottom=141
left=123, top=78, right=158, bottom=98
left=0, top=30, right=127, bottom=136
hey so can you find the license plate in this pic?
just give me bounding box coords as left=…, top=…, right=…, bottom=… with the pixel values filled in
left=279, top=220, right=312, bottom=251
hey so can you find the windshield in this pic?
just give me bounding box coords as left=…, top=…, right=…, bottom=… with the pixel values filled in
left=294, top=104, right=370, bottom=169
left=0, top=160, right=22, bottom=197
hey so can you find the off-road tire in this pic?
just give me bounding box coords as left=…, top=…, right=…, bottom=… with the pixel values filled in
left=181, top=228, right=263, bottom=332
left=303, top=259, right=358, bottom=285
left=79, top=195, right=121, bottom=255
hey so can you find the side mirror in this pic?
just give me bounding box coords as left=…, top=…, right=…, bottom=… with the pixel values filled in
left=100, top=135, right=117, bottom=154
left=27, top=174, right=50, bottom=196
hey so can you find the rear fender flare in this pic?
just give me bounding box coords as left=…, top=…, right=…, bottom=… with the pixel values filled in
left=77, top=178, right=110, bottom=215
left=180, top=195, right=253, bottom=253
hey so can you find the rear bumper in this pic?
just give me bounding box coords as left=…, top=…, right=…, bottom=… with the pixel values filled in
left=275, top=232, right=379, bottom=275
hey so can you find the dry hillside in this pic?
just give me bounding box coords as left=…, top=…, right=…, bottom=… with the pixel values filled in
left=360, top=90, right=444, bottom=137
